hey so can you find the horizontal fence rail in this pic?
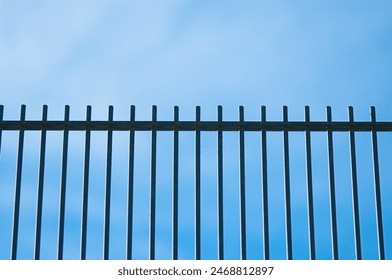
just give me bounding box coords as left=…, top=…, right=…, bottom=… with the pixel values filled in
left=0, top=105, right=390, bottom=260
left=2, top=121, right=392, bottom=132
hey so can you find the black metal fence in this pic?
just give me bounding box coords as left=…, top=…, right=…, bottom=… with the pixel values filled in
left=0, top=105, right=390, bottom=260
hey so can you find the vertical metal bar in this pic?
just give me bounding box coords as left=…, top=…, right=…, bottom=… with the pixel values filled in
left=11, top=104, right=26, bottom=260
left=348, top=106, right=362, bottom=260
left=58, top=105, right=70, bottom=260
left=149, top=105, right=157, bottom=260
left=217, top=105, right=224, bottom=260
left=173, top=106, right=179, bottom=260
left=370, top=106, right=385, bottom=260
left=261, top=106, right=270, bottom=260
left=80, top=106, right=92, bottom=260
left=195, top=106, right=201, bottom=260
left=0, top=105, right=3, bottom=156
left=34, top=105, right=48, bottom=260
left=239, top=106, right=247, bottom=260
left=283, top=106, right=293, bottom=260
left=326, top=107, right=339, bottom=260
left=103, top=106, right=114, bottom=260
left=305, top=106, right=316, bottom=260
left=127, top=105, right=136, bottom=260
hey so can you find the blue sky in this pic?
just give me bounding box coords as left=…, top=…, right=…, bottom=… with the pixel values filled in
left=0, top=1, right=392, bottom=260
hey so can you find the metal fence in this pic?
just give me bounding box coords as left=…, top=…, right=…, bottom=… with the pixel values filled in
left=0, top=105, right=390, bottom=260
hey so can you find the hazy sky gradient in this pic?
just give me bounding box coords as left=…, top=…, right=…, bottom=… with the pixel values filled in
left=1, top=1, right=392, bottom=119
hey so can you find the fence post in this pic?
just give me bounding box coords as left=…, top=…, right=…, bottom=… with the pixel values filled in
left=305, top=106, right=315, bottom=260
left=58, top=105, right=70, bottom=260
left=103, top=106, right=114, bottom=260
left=173, top=106, right=179, bottom=260
left=282, top=106, right=293, bottom=260
left=11, top=105, right=26, bottom=260
left=370, top=106, right=385, bottom=260
left=149, top=106, right=157, bottom=260
left=81, top=105, right=92, bottom=260
left=195, top=106, right=201, bottom=260
left=261, top=106, right=270, bottom=260
left=348, top=106, right=362, bottom=260
left=326, top=106, right=339, bottom=260
left=127, top=105, right=136, bottom=260
left=217, top=106, right=224, bottom=260
left=34, top=105, right=48, bottom=260
left=239, top=106, right=247, bottom=260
